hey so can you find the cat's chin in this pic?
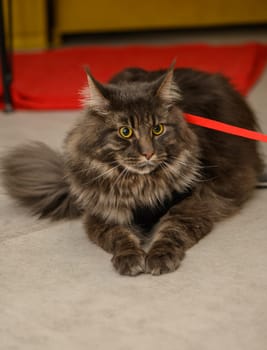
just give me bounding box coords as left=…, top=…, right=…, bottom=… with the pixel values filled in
left=124, top=163, right=157, bottom=175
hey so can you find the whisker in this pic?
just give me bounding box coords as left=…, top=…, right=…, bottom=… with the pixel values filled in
left=113, top=167, right=128, bottom=188
left=91, top=163, right=121, bottom=182
left=168, top=155, right=189, bottom=167
left=160, top=161, right=176, bottom=181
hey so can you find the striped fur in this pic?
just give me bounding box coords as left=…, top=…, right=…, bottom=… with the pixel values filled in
left=1, top=67, right=264, bottom=276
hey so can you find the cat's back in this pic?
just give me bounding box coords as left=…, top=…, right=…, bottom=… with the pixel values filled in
left=173, top=68, right=257, bottom=129
left=110, top=67, right=257, bottom=130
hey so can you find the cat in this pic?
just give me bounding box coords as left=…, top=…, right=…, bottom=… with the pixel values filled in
left=1, top=65, right=264, bottom=276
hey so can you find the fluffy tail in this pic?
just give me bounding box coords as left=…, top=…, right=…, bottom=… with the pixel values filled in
left=1, top=142, right=82, bottom=220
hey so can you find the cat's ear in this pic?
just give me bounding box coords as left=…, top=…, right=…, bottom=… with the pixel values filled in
left=81, top=67, right=109, bottom=112
left=154, top=61, right=181, bottom=106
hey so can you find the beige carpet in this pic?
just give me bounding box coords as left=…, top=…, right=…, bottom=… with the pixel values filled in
left=1, top=32, right=267, bottom=350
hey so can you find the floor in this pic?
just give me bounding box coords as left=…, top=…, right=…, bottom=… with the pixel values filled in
left=0, top=29, right=267, bottom=350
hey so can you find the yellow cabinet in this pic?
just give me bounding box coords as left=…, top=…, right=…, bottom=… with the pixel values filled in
left=3, top=0, right=267, bottom=50
left=3, top=0, right=47, bottom=50
left=54, top=0, right=267, bottom=38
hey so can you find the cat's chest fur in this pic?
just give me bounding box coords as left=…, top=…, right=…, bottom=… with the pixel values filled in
left=96, top=175, right=171, bottom=224
left=71, top=169, right=187, bottom=226
left=132, top=188, right=192, bottom=232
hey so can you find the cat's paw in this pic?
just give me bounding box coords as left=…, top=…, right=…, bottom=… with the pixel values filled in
left=145, top=246, right=184, bottom=275
left=111, top=249, right=146, bottom=276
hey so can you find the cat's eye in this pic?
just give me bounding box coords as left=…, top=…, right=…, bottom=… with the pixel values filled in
left=119, top=126, right=133, bottom=139
left=152, top=124, right=164, bottom=136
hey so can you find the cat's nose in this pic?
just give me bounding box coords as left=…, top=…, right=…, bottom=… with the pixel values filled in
left=142, top=152, right=154, bottom=160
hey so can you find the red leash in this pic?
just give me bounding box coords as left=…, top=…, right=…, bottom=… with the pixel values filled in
left=184, top=113, right=267, bottom=142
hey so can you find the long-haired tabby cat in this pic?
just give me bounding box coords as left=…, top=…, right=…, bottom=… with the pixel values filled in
left=1, top=65, right=264, bottom=276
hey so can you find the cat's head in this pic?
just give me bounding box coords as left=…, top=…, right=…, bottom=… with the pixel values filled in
left=67, top=67, right=198, bottom=180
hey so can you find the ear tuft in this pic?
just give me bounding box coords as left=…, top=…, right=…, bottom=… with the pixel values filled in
left=156, top=63, right=181, bottom=106
left=80, top=67, right=109, bottom=112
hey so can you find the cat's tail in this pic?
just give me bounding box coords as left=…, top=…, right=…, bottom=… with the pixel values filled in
left=1, top=142, right=83, bottom=220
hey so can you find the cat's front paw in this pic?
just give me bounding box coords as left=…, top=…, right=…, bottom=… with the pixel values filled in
left=112, top=248, right=146, bottom=276
left=146, top=246, right=184, bottom=275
